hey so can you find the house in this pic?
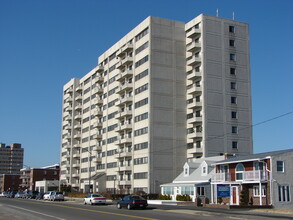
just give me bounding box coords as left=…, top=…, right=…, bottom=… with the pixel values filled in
left=161, top=156, right=225, bottom=202
left=211, top=149, right=293, bottom=209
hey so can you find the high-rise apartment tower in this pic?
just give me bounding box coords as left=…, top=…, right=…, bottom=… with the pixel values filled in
left=0, top=143, right=24, bottom=174
left=60, top=14, right=252, bottom=194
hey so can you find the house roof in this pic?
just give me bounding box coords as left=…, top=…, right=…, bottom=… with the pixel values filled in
left=213, top=148, right=293, bottom=165
left=171, top=156, right=225, bottom=184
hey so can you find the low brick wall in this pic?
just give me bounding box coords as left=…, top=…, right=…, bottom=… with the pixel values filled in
left=205, top=204, right=230, bottom=209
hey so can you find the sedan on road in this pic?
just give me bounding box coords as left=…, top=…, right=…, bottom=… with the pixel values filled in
left=84, top=194, right=106, bottom=205
left=50, top=192, right=64, bottom=201
left=117, top=195, right=148, bottom=210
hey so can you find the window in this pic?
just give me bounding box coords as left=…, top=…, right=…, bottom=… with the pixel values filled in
left=229, top=39, right=235, bottom=47
left=134, top=127, right=148, bottom=136
left=202, top=166, right=207, bottom=175
left=181, top=186, right=194, bottom=196
left=135, top=28, right=149, bottom=42
left=231, top=82, right=236, bottom=90
left=135, top=55, right=149, bottom=68
left=231, top=111, right=237, bottom=119
left=278, top=185, right=290, bottom=202
left=133, top=172, right=148, bottom=179
left=135, top=69, right=148, bottom=81
left=230, top=53, right=236, bottom=61
left=230, top=67, right=236, bottom=75
left=135, top=41, right=149, bottom=55
left=134, top=157, right=148, bottom=165
left=231, top=96, right=237, bottom=104
left=232, top=126, right=238, bottom=134
left=162, top=186, right=174, bottom=195
left=235, top=163, right=244, bottom=180
left=277, top=161, right=284, bottom=172
left=197, top=187, right=205, bottom=196
left=229, top=25, right=235, bottom=33
left=253, top=185, right=266, bottom=197
left=135, top=98, right=148, bottom=109
left=232, top=141, right=238, bottom=149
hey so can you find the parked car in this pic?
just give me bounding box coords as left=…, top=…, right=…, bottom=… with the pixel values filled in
left=43, top=191, right=54, bottom=200
left=0, top=192, right=8, bottom=197
left=50, top=192, right=64, bottom=201
left=117, top=195, right=148, bottom=210
left=84, top=194, right=106, bottom=205
left=15, top=192, right=25, bottom=198
left=35, top=192, right=45, bottom=200
left=23, top=190, right=39, bottom=199
left=6, top=191, right=17, bottom=198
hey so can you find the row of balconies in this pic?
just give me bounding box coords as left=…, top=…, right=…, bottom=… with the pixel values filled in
left=116, top=43, right=133, bottom=57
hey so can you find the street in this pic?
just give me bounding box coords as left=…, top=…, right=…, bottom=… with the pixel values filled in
left=0, top=197, right=292, bottom=220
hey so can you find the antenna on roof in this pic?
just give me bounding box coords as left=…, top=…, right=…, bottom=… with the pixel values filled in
left=232, top=12, right=235, bottom=20
left=216, top=8, right=219, bottom=17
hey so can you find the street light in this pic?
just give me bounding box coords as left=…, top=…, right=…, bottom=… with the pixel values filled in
left=113, top=176, right=116, bottom=194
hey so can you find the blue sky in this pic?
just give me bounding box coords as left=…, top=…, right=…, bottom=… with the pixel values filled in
left=0, top=0, right=292, bottom=168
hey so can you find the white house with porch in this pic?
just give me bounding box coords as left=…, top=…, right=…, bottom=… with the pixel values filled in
left=160, top=156, right=224, bottom=202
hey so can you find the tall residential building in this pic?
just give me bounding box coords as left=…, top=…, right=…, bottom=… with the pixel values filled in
left=60, top=14, right=253, bottom=194
left=0, top=143, right=24, bottom=174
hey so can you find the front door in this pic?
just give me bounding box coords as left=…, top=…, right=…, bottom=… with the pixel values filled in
left=231, top=186, right=239, bottom=205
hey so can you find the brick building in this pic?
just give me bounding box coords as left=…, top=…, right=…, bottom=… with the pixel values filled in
left=20, top=164, right=60, bottom=191
left=0, top=174, right=21, bottom=192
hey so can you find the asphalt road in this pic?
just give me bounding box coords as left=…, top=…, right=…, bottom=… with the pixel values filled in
left=0, top=197, right=292, bottom=220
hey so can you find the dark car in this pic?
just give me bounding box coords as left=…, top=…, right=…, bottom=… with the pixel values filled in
left=35, top=192, right=45, bottom=200
left=117, top=195, right=148, bottom=210
left=23, top=190, right=39, bottom=199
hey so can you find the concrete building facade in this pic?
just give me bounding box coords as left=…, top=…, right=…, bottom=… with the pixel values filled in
left=60, top=14, right=253, bottom=194
left=0, top=143, right=24, bottom=174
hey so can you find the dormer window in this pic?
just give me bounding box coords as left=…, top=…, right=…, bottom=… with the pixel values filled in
left=185, top=168, right=188, bottom=175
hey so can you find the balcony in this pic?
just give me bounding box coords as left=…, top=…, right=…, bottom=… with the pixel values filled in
left=187, top=85, right=202, bottom=95
left=116, top=70, right=133, bottom=81
left=119, top=123, right=132, bottom=131
left=92, top=121, right=102, bottom=128
left=115, top=151, right=132, bottom=159
left=74, top=134, right=81, bottom=139
left=93, top=110, right=103, bottom=116
left=187, top=100, right=202, bottom=110
left=64, top=133, right=72, bottom=140
left=66, top=116, right=73, bottom=121
left=187, top=69, right=202, bottom=81
left=93, top=86, right=103, bottom=94
left=186, top=55, right=201, bottom=66
left=187, top=116, right=202, bottom=124
left=187, top=131, right=202, bottom=139
left=117, top=96, right=133, bottom=106
left=186, top=41, right=201, bottom=52
left=115, top=110, right=133, bottom=119
left=66, top=97, right=73, bottom=103
left=93, top=146, right=102, bottom=151
left=119, top=180, right=132, bottom=185
left=72, top=163, right=80, bottom=168
left=93, top=158, right=102, bottom=164
left=72, top=173, right=80, bottom=178
left=75, top=95, right=82, bottom=101
left=74, top=124, right=82, bottom=130
left=186, top=27, right=201, bottom=38
left=93, top=97, right=103, bottom=106
left=118, top=166, right=132, bottom=172
left=74, top=115, right=82, bottom=120
left=187, top=146, right=203, bottom=155
left=116, top=43, right=133, bottom=57
left=96, top=65, right=104, bottom=73
left=115, top=138, right=132, bottom=145
left=212, top=171, right=269, bottom=183
left=116, top=57, right=133, bottom=69
left=75, top=86, right=82, bottom=92
left=67, top=88, right=73, bottom=94
left=93, top=134, right=102, bottom=140
left=75, top=104, right=82, bottom=111
left=116, top=82, right=133, bottom=94
left=66, top=106, right=73, bottom=112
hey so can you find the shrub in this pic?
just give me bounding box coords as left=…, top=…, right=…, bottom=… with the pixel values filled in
left=217, top=197, right=223, bottom=204
left=159, top=194, right=172, bottom=200
left=176, top=194, right=191, bottom=201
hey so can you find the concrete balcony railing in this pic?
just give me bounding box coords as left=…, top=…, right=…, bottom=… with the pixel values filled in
left=186, top=27, right=201, bottom=38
